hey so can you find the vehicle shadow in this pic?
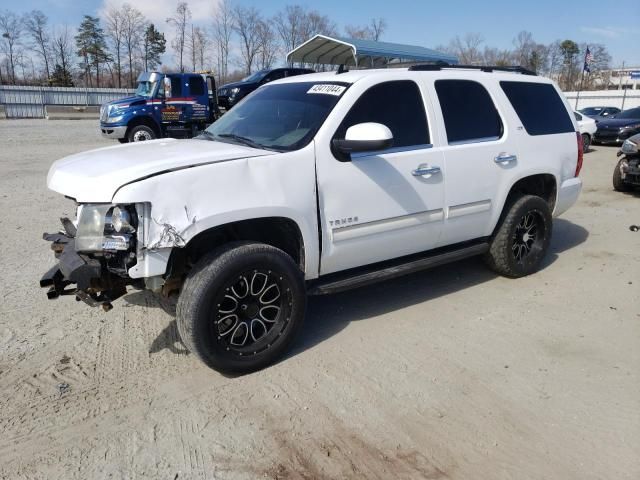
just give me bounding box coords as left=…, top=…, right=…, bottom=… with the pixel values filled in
left=132, top=218, right=588, bottom=367
left=285, top=217, right=589, bottom=361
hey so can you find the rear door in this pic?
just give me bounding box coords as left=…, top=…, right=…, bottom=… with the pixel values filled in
left=430, top=78, right=519, bottom=245
left=315, top=79, right=446, bottom=274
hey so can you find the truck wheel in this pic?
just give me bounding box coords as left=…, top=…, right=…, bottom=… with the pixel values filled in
left=176, top=242, right=306, bottom=374
left=613, top=159, right=631, bottom=192
left=484, top=195, right=552, bottom=278
left=127, top=125, right=156, bottom=142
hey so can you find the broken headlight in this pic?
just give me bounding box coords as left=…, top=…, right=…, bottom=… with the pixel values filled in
left=75, top=204, right=137, bottom=252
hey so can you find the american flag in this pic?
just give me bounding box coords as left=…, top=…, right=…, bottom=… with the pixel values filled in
left=584, top=47, right=593, bottom=73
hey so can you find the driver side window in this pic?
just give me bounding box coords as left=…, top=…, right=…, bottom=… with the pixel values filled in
left=334, top=80, right=430, bottom=149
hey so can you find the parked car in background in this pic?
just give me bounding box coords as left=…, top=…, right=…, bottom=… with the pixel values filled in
left=613, top=133, right=640, bottom=191
left=575, top=111, right=597, bottom=151
left=593, top=107, right=640, bottom=145
left=217, top=68, right=315, bottom=109
left=579, top=106, right=621, bottom=120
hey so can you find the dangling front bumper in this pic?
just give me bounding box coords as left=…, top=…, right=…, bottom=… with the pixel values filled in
left=40, top=232, right=130, bottom=311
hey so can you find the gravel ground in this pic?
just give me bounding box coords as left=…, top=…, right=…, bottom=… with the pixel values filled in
left=0, top=119, right=638, bottom=480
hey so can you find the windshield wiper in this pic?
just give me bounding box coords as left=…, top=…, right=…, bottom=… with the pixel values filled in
left=196, top=130, right=217, bottom=141
left=217, top=133, right=267, bottom=150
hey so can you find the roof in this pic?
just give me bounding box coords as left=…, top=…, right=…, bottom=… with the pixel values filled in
left=287, top=35, right=459, bottom=67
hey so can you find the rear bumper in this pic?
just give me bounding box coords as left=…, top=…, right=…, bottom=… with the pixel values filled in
left=100, top=125, right=127, bottom=139
left=554, top=177, right=582, bottom=217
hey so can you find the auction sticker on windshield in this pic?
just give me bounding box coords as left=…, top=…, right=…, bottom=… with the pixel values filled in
left=307, top=84, right=347, bottom=96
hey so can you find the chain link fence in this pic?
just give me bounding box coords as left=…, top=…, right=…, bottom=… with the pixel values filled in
left=0, top=85, right=135, bottom=118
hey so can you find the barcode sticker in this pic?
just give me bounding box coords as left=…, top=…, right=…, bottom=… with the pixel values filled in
left=307, top=84, right=346, bottom=96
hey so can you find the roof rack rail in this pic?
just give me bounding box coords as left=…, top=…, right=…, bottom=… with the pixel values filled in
left=408, top=64, right=537, bottom=76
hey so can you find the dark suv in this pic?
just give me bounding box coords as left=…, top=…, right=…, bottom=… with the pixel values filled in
left=217, top=68, right=314, bottom=109
left=579, top=106, right=621, bottom=120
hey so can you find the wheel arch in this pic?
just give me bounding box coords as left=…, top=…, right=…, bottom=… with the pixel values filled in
left=492, top=172, right=558, bottom=236
left=164, top=216, right=306, bottom=292
left=126, top=115, right=161, bottom=138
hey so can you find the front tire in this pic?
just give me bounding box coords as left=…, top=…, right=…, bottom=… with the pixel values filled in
left=176, top=242, right=306, bottom=374
left=127, top=125, right=156, bottom=142
left=582, top=133, right=591, bottom=152
left=613, top=159, right=631, bottom=192
left=484, top=195, right=552, bottom=278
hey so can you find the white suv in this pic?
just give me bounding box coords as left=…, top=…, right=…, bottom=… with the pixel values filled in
left=41, top=66, right=583, bottom=373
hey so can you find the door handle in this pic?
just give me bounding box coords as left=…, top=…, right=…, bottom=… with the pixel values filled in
left=494, top=153, right=517, bottom=165
left=412, top=164, right=441, bottom=177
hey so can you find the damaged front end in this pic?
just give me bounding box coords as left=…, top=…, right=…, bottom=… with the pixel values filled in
left=40, top=204, right=144, bottom=311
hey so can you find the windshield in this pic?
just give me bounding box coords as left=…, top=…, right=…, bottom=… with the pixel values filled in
left=201, top=82, right=349, bottom=152
left=580, top=107, right=603, bottom=116
left=242, top=70, right=269, bottom=83
left=135, top=80, right=157, bottom=98
left=614, top=108, right=640, bottom=119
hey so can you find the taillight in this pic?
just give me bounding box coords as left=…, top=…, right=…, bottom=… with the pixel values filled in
left=575, top=131, right=583, bottom=177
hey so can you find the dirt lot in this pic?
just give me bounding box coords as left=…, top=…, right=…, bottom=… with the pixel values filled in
left=0, top=119, right=638, bottom=479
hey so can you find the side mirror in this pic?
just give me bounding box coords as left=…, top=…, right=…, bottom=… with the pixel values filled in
left=163, top=77, right=172, bottom=99
left=332, top=122, right=394, bottom=156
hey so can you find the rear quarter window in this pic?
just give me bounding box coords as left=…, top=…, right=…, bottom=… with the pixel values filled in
left=500, top=81, right=574, bottom=136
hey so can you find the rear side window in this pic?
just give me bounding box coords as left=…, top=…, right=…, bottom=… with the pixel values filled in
left=435, top=79, right=503, bottom=144
left=188, top=76, right=205, bottom=96
left=500, top=81, right=574, bottom=135
left=335, top=80, right=429, bottom=148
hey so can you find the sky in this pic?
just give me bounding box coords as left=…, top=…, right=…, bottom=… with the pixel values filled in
left=4, top=0, right=640, bottom=67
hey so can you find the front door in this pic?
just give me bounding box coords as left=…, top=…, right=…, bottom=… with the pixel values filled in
left=315, top=79, right=446, bottom=274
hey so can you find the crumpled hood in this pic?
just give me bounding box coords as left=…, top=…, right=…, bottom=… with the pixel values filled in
left=47, top=138, right=275, bottom=202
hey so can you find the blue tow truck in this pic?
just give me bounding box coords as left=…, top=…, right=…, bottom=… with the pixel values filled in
left=100, top=72, right=220, bottom=143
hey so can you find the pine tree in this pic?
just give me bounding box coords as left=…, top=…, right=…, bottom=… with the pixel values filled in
left=143, top=24, right=166, bottom=71
left=75, top=15, right=110, bottom=87
left=50, top=63, right=73, bottom=86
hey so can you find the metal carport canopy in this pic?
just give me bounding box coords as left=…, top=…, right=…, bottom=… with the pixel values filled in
left=287, top=35, right=459, bottom=67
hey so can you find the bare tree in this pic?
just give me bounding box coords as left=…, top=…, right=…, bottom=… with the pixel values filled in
left=369, top=18, right=386, bottom=41
left=512, top=30, right=538, bottom=70
left=188, top=25, right=207, bottom=71
left=121, top=4, right=145, bottom=86
left=105, top=7, right=124, bottom=87
left=24, top=10, right=51, bottom=80
left=213, top=0, right=233, bottom=83
left=344, top=24, right=370, bottom=40
left=52, top=25, right=74, bottom=85
left=167, top=2, right=191, bottom=73
left=300, top=10, right=336, bottom=40
left=448, top=33, right=484, bottom=64
left=233, top=5, right=261, bottom=75
left=0, top=10, right=22, bottom=84
left=256, top=20, right=278, bottom=70
left=274, top=5, right=307, bottom=65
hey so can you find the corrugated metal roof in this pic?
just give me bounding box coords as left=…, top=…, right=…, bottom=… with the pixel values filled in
left=287, top=35, right=458, bottom=67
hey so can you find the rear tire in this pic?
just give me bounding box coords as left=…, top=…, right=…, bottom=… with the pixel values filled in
left=176, top=242, right=306, bottom=374
left=613, top=159, right=631, bottom=192
left=127, top=125, right=156, bottom=142
left=484, top=195, right=552, bottom=278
